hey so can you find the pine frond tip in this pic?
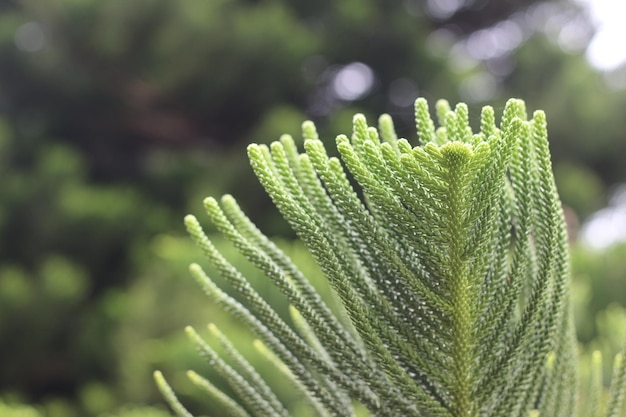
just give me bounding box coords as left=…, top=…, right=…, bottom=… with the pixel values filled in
left=221, top=194, right=236, bottom=205
left=302, top=120, right=318, bottom=141
left=154, top=371, right=194, bottom=417
left=188, top=263, right=201, bottom=273
left=183, top=214, right=198, bottom=226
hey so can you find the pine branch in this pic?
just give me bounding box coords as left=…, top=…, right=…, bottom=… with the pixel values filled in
left=158, top=97, right=626, bottom=417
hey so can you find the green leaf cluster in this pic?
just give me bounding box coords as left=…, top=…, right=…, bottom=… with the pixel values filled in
left=157, top=98, right=626, bottom=417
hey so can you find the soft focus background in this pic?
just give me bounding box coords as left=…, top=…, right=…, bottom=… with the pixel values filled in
left=1, top=0, right=626, bottom=416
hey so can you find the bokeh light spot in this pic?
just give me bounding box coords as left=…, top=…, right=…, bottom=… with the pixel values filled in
left=15, top=22, right=46, bottom=52
left=582, top=0, right=626, bottom=71
left=581, top=185, right=626, bottom=248
left=332, top=62, right=374, bottom=101
left=426, top=0, right=466, bottom=20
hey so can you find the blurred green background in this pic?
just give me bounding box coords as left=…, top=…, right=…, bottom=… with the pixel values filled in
left=1, top=0, right=626, bottom=416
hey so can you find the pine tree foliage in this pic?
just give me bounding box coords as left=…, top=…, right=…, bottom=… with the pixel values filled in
left=156, top=98, right=626, bottom=417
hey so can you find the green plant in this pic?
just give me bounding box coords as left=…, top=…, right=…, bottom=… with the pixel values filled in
left=0, top=399, right=43, bottom=417
left=157, top=98, right=626, bottom=416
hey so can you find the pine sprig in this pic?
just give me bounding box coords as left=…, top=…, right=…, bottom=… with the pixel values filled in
left=159, top=98, right=626, bottom=417
left=186, top=370, right=252, bottom=417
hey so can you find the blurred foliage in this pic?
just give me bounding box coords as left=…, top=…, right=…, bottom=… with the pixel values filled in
left=0, top=399, right=43, bottom=417
left=554, top=161, right=606, bottom=221
left=572, top=243, right=626, bottom=411
left=0, top=0, right=625, bottom=415
left=0, top=398, right=174, bottom=417
left=577, top=304, right=626, bottom=417
left=572, top=242, right=626, bottom=343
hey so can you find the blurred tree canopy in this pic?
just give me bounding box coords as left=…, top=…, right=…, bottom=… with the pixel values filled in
left=1, top=0, right=626, bottom=415
left=2, top=0, right=604, bottom=175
